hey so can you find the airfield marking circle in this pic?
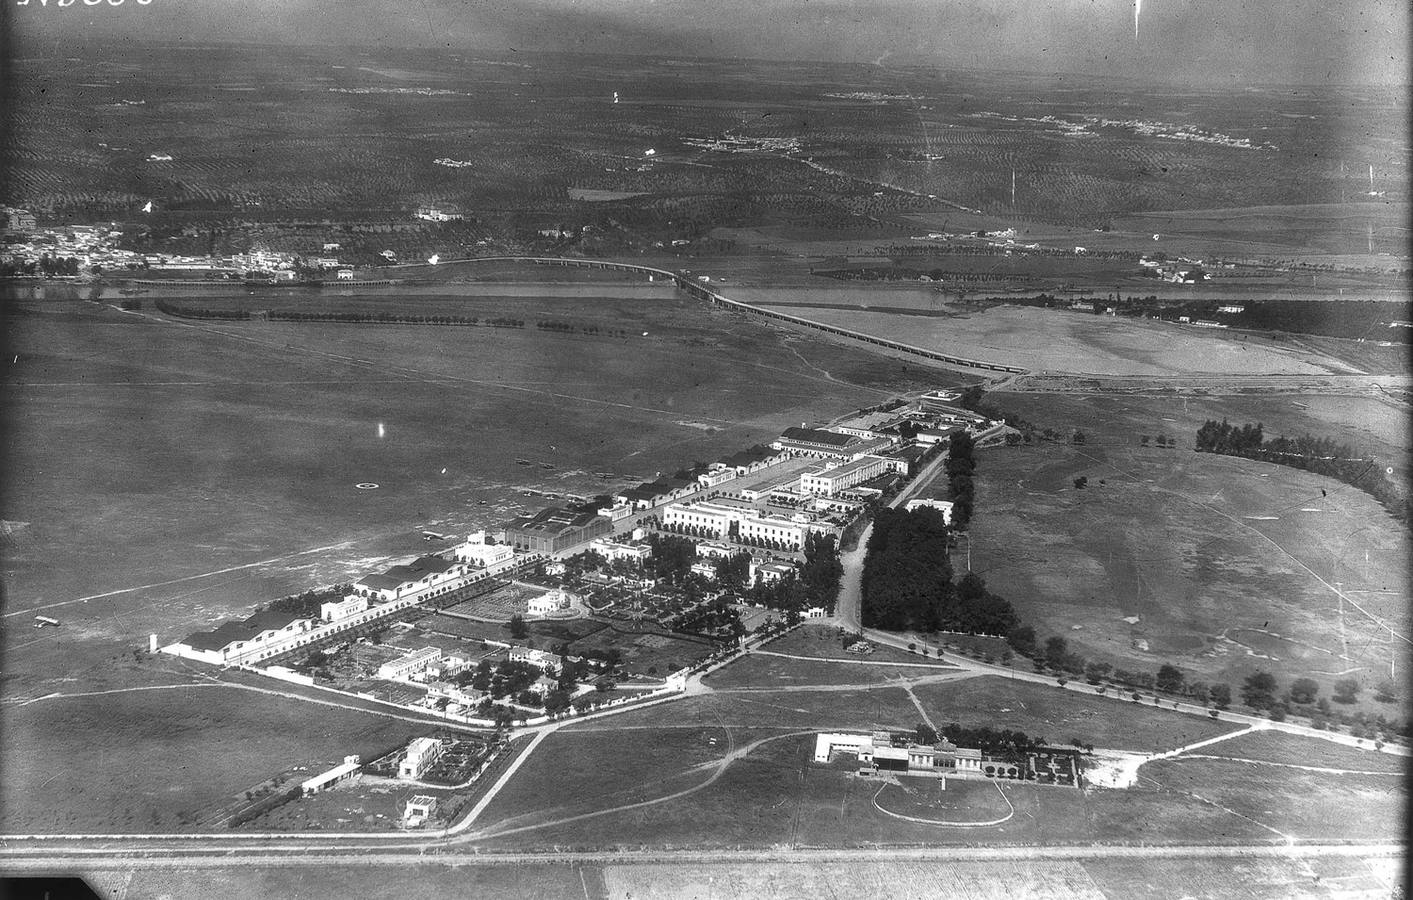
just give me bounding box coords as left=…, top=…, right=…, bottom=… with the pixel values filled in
left=355, top=482, right=380, bottom=490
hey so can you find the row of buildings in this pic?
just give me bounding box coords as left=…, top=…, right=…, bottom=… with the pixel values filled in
left=166, top=533, right=525, bottom=667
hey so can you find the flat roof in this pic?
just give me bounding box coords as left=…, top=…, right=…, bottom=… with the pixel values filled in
left=184, top=621, right=256, bottom=652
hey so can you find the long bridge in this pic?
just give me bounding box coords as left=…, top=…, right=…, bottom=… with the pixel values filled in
left=394, top=255, right=1029, bottom=375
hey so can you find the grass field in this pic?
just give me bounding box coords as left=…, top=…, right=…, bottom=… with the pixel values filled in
left=1187, top=728, right=1407, bottom=773
left=0, top=683, right=433, bottom=833
left=2, top=289, right=952, bottom=680
left=959, top=395, right=1409, bottom=707
left=759, top=623, right=951, bottom=665
left=703, top=654, right=957, bottom=689
left=474, top=725, right=1399, bottom=850
left=24, top=854, right=1398, bottom=900
left=911, top=676, right=1235, bottom=754
left=741, top=296, right=1350, bottom=376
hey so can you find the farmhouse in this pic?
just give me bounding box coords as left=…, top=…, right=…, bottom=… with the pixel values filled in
left=503, top=507, right=612, bottom=553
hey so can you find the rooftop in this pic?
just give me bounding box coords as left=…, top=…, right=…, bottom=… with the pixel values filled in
left=779, top=427, right=858, bottom=448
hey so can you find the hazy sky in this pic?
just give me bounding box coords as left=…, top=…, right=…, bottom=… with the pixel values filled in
left=10, top=0, right=1408, bottom=85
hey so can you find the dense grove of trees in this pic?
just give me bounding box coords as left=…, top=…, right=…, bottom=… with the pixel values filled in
left=745, top=533, right=844, bottom=619
left=945, top=431, right=976, bottom=529
left=861, top=507, right=1016, bottom=635
left=646, top=534, right=697, bottom=585
left=1196, top=419, right=1407, bottom=525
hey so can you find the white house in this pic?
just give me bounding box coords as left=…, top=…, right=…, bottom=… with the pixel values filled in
left=399, top=738, right=443, bottom=780
left=527, top=589, right=572, bottom=617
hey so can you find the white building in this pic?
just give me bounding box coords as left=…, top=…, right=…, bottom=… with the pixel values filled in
left=588, top=538, right=651, bottom=563
left=750, top=559, right=797, bottom=584
left=321, top=596, right=369, bottom=623
left=509, top=646, right=563, bottom=673
left=300, top=755, right=362, bottom=796
left=904, top=498, right=954, bottom=524
left=799, top=455, right=889, bottom=497
left=454, top=533, right=515, bottom=568
left=398, top=738, right=443, bottom=780
left=378, top=646, right=444, bottom=681
left=697, top=466, right=738, bottom=488
left=404, top=795, right=438, bottom=827
left=527, top=589, right=572, bottom=617
left=690, top=561, right=718, bottom=581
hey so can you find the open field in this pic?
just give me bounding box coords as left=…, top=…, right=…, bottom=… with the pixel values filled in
left=1189, top=729, right=1407, bottom=773
left=911, top=677, right=1235, bottom=754
left=743, top=299, right=1351, bottom=376
left=758, top=623, right=951, bottom=665
left=0, top=683, right=433, bottom=833
left=959, top=392, right=1409, bottom=706
left=704, top=654, right=957, bottom=689
left=9, top=854, right=1399, bottom=900
left=475, top=724, right=1401, bottom=850
left=2, top=288, right=952, bottom=685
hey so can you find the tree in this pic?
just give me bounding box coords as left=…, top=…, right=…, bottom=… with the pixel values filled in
left=1288, top=678, right=1320, bottom=705
left=1073, top=476, right=1088, bottom=489
left=1084, top=661, right=1112, bottom=684
left=1209, top=682, right=1232, bottom=710
left=1044, top=636, right=1068, bottom=668
left=509, top=614, right=528, bottom=639
left=1155, top=664, right=1184, bottom=694
left=1333, top=678, right=1361, bottom=704
left=1006, top=624, right=1037, bottom=657
left=916, top=723, right=938, bottom=745
left=1241, top=671, right=1278, bottom=709
left=1373, top=680, right=1400, bottom=703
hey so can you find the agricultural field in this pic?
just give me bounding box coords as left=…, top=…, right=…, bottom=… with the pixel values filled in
left=959, top=390, right=1410, bottom=710
left=0, top=683, right=433, bottom=834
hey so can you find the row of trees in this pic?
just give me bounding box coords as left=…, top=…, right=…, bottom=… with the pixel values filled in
left=861, top=506, right=1018, bottom=635
left=1195, top=419, right=1407, bottom=525
left=945, top=431, right=976, bottom=529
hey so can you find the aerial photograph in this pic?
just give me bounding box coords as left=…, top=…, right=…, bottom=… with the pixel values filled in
left=0, top=0, right=1407, bottom=897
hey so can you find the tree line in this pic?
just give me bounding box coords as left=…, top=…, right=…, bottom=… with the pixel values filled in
left=861, top=505, right=1017, bottom=635
left=1195, top=419, right=1408, bottom=525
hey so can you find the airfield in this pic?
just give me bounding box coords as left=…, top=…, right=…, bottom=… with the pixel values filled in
left=2, top=42, right=1410, bottom=899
